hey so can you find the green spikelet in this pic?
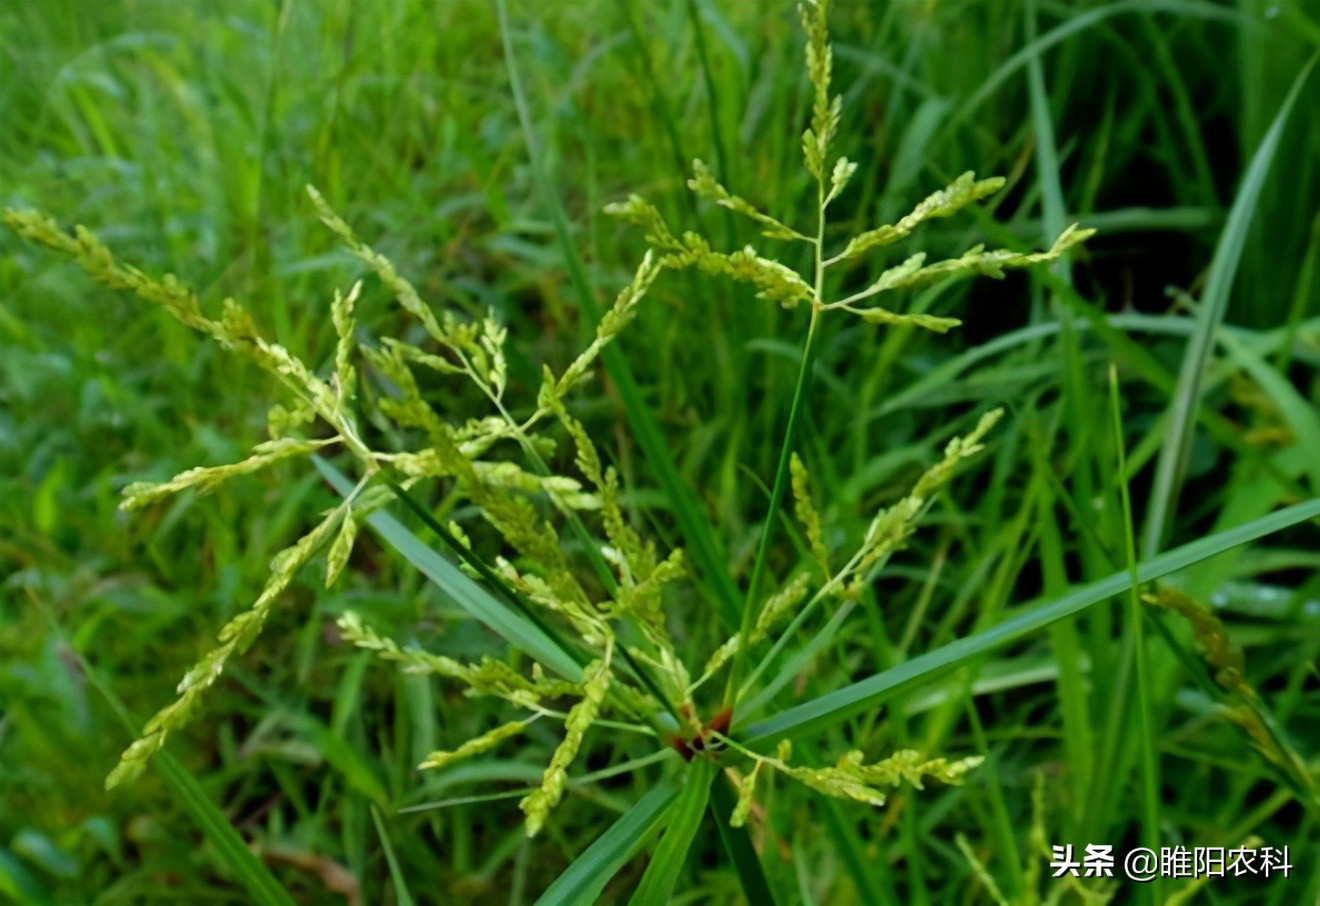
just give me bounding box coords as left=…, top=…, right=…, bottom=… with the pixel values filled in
left=1145, top=588, right=1317, bottom=804
left=267, top=399, right=316, bottom=440
left=777, top=748, right=983, bottom=808
left=307, top=185, right=447, bottom=345
left=107, top=505, right=347, bottom=788
left=419, top=721, right=527, bottom=772
left=551, top=252, right=662, bottom=398
left=700, top=573, right=811, bottom=681
left=687, top=159, right=810, bottom=242
left=520, top=657, right=611, bottom=837
left=825, top=156, right=858, bottom=207
left=912, top=409, right=1004, bottom=499
left=755, top=573, right=813, bottom=639
left=325, top=513, right=359, bottom=587
left=337, top=612, right=580, bottom=705
left=3, top=210, right=220, bottom=337
left=842, top=497, right=923, bottom=601
left=835, top=172, right=1007, bottom=262
left=331, top=280, right=362, bottom=414
left=790, top=453, right=830, bottom=577
left=662, top=233, right=815, bottom=308
left=799, top=0, right=839, bottom=180
left=120, top=438, right=337, bottom=512
left=956, top=834, right=1011, bottom=906
left=730, top=762, right=764, bottom=828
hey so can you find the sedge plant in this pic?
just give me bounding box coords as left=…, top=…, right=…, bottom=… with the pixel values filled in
left=4, top=0, right=1122, bottom=898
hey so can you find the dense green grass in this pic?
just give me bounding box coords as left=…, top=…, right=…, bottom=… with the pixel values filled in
left=2, top=0, right=1319, bottom=903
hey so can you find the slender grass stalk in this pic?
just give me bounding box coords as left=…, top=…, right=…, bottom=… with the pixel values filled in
left=370, top=806, right=417, bottom=906
left=1110, top=364, right=1162, bottom=905
left=726, top=304, right=821, bottom=704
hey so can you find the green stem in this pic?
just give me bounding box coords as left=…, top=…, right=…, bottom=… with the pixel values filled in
left=726, top=176, right=828, bottom=704
left=1110, top=366, right=1162, bottom=906
left=725, top=310, right=820, bottom=705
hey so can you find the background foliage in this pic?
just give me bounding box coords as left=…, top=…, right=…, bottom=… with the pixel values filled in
left=1, top=0, right=1318, bottom=903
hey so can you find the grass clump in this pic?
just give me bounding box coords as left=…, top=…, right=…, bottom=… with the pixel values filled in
left=6, top=0, right=1320, bottom=902
left=6, top=0, right=1092, bottom=867
left=5, top=0, right=1088, bottom=847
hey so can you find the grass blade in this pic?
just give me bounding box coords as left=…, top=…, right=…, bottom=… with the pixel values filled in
left=496, top=0, right=742, bottom=630
left=1142, top=56, right=1317, bottom=556
left=707, top=772, right=780, bottom=906
left=154, top=754, right=298, bottom=906
left=739, top=498, right=1320, bottom=747
left=1110, top=365, right=1162, bottom=905
left=314, top=457, right=583, bottom=681
left=535, top=779, right=680, bottom=906
left=1024, top=0, right=1071, bottom=285
left=0, top=849, right=51, bottom=906
left=629, top=759, right=714, bottom=905
left=370, top=806, right=417, bottom=906
left=948, top=0, right=1243, bottom=138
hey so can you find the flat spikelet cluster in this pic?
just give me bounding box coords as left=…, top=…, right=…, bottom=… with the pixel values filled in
left=3, top=0, right=1094, bottom=839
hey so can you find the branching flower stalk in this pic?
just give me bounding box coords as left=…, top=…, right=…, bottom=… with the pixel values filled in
left=3, top=0, right=1094, bottom=843
left=608, top=0, right=1092, bottom=715
left=2, top=201, right=683, bottom=828
left=716, top=732, right=984, bottom=812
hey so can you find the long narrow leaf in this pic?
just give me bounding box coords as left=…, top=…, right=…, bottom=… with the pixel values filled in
left=1142, top=57, right=1317, bottom=556
left=739, top=499, right=1320, bottom=746
left=536, top=780, right=680, bottom=906
left=707, top=772, right=780, bottom=906
left=1111, top=366, right=1163, bottom=905
left=155, top=755, right=298, bottom=906
left=371, top=806, right=417, bottom=906
left=629, top=760, right=714, bottom=905
left=948, top=0, right=1243, bottom=137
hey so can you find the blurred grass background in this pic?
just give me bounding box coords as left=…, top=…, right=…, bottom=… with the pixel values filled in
left=1, top=0, right=1319, bottom=902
